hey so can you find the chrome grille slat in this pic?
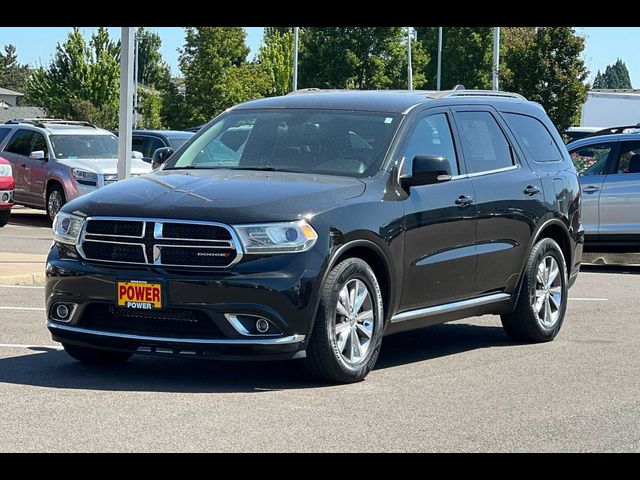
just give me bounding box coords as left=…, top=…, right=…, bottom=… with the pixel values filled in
left=77, top=217, right=243, bottom=268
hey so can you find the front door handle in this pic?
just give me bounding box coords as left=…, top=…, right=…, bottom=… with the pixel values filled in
left=523, top=185, right=541, bottom=196
left=455, top=195, right=474, bottom=206
left=582, top=185, right=600, bottom=193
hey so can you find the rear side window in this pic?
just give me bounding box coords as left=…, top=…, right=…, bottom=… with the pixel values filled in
left=455, top=111, right=514, bottom=174
left=4, top=129, right=35, bottom=156
left=504, top=113, right=563, bottom=163
left=0, top=127, right=11, bottom=143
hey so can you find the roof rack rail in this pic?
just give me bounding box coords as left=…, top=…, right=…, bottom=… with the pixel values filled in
left=286, top=88, right=332, bottom=95
left=427, top=89, right=527, bottom=101
left=4, top=118, right=97, bottom=128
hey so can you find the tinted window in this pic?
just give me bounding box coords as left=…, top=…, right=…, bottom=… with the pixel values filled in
left=614, top=141, right=640, bottom=174
left=504, top=113, right=563, bottom=162
left=132, top=136, right=165, bottom=158
left=455, top=111, right=513, bottom=173
left=146, top=137, right=165, bottom=158
left=0, top=127, right=11, bottom=143
left=166, top=110, right=401, bottom=178
left=4, top=129, right=35, bottom=156
left=132, top=136, right=150, bottom=156
left=404, top=113, right=459, bottom=176
left=31, top=132, right=48, bottom=157
left=570, top=143, right=613, bottom=176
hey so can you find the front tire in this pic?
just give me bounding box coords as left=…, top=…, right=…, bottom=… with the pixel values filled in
left=63, top=343, right=133, bottom=364
left=46, top=184, right=66, bottom=222
left=306, top=258, right=384, bottom=384
left=501, top=237, right=568, bottom=343
left=0, top=209, right=9, bottom=227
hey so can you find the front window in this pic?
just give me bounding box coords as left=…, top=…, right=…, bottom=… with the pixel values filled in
left=50, top=134, right=119, bottom=160
left=570, top=143, right=613, bottom=176
left=163, top=109, right=401, bottom=178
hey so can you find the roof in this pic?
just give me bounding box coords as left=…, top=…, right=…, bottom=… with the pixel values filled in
left=132, top=130, right=194, bottom=139
left=567, top=131, right=640, bottom=149
left=0, top=107, right=46, bottom=123
left=0, top=87, right=23, bottom=97
left=233, top=89, right=529, bottom=114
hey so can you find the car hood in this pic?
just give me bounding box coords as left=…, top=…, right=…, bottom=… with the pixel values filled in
left=57, top=158, right=152, bottom=175
left=65, top=169, right=367, bottom=223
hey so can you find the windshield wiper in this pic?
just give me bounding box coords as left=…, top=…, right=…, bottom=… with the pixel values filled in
left=224, top=166, right=304, bottom=173
left=162, top=165, right=223, bottom=170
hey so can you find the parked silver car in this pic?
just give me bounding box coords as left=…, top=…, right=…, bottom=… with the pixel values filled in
left=567, top=132, right=640, bottom=249
left=0, top=119, right=152, bottom=220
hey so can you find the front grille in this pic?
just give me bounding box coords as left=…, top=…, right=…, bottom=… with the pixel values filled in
left=161, top=223, right=232, bottom=241
left=82, top=241, right=146, bottom=263
left=77, top=217, right=240, bottom=268
left=80, top=303, right=224, bottom=338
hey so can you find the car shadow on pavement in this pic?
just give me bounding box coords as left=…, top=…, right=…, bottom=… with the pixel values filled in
left=7, top=210, right=51, bottom=228
left=580, top=264, right=640, bottom=275
left=0, top=323, right=512, bottom=393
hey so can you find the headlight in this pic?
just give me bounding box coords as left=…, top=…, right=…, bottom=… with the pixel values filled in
left=53, top=212, right=85, bottom=245
left=0, top=164, right=12, bottom=177
left=71, top=168, right=98, bottom=186
left=233, top=220, right=318, bottom=254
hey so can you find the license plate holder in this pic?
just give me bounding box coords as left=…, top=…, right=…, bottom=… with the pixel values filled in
left=116, top=281, right=163, bottom=310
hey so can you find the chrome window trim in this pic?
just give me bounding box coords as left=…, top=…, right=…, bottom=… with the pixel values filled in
left=450, top=164, right=519, bottom=180
left=390, top=293, right=510, bottom=324
left=76, top=216, right=244, bottom=269
left=47, top=321, right=304, bottom=345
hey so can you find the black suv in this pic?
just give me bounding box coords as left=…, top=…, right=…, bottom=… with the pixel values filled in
left=46, top=89, right=583, bottom=383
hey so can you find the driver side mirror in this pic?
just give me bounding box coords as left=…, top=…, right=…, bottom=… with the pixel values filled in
left=30, top=150, right=46, bottom=161
left=401, top=155, right=452, bottom=188
left=151, top=147, right=174, bottom=170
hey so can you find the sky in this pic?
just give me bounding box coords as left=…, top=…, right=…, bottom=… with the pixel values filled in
left=0, top=27, right=638, bottom=88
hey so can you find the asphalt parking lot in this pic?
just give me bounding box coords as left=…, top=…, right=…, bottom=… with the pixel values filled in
left=0, top=210, right=638, bottom=452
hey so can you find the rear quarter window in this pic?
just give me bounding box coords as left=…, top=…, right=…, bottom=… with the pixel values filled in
left=503, top=113, right=564, bottom=163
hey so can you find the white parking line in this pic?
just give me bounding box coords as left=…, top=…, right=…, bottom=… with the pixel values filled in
left=0, top=306, right=46, bottom=311
left=0, top=285, right=44, bottom=289
left=0, top=343, right=62, bottom=350
left=569, top=298, right=608, bottom=301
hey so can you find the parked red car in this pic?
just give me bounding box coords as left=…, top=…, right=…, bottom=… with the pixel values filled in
left=0, top=156, right=14, bottom=227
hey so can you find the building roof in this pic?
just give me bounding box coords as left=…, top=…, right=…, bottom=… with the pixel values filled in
left=0, top=87, right=24, bottom=97
left=0, top=106, right=46, bottom=123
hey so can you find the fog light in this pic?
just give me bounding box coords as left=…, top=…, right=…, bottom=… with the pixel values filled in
left=1, top=193, right=8, bottom=202
left=56, top=304, right=70, bottom=319
left=256, top=318, right=270, bottom=333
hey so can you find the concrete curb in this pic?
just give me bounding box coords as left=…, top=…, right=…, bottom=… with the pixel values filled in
left=582, top=252, right=640, bottom=267
left=0, top=273, right=46, bottom=286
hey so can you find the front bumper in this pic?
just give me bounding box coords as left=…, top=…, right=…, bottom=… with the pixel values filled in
left=46, top=243, right=327, bottom=360
left=0, top=189, right=14, bottom=209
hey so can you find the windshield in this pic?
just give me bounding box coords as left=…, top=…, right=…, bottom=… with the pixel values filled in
left=50, top=134, right=119, bottom=159
left=167, top=136, right=191, bottom=149
left=163, top=109, right=402, bottom=177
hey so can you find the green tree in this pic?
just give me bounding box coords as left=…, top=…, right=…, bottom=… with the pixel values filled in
left=298, top=27, right=428, bottom=90
left=137, top=88, right=164, bottom=129
left=416, top=27, right=494, bottom=89
left=179, top=27, right=267, bottom=126
left=26, top=28, right=121, bottom=129
left=0, top=44, right=31, bottom=100
left=501, top=27, right=589, bottom=133
left=136, top=27, right=172, bottom=90
left=593, top=70, right=606, bottom=89
left=600, top=59, right=632, bottom=89
left=256, top=29, right=294, bottom=96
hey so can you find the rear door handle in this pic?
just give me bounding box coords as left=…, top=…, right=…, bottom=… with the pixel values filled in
left=582, top=185, right=600, bottom=193
left=455, top=195, right=474, bottom=206
left=523, top=185, right=541, bottom=196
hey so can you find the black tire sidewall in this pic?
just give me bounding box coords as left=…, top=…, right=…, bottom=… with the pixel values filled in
left=0, top=209, right=9, bottom=227
left=47, top=185, right=66, bottom=222
left=525, top=238, right=568, bottom=339
left=312, top=258, right=384, bottom=382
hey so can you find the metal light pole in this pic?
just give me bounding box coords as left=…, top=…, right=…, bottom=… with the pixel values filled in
left=133, top=29, right=139, bottom=129
left=492, top=27, right=500, bottom=91
left=436, top=27, right=443, bottom=91
left=407, top=27, right=413, bottom=90
left=292, top=27, right=299, bottom=91
left=118, top=27, right=134, bottom=181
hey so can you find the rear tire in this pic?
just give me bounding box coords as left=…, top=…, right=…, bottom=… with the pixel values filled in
left=0, top=209, right=9, bottom=227
left=46, top=184, right=66, bottom=222
left=501, top=237, right=568, bottom=343
left=305, top=258, right=384, bottom=384
left=63, top=343, right=133, bottom=364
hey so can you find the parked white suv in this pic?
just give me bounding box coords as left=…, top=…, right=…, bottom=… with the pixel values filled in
left=0, top=119, right=152, bottom=220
